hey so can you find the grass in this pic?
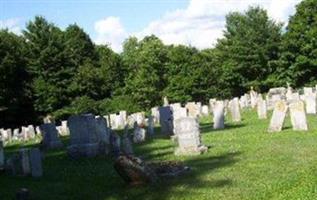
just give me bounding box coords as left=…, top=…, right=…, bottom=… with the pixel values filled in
left=1, top=109, right=317, bottom=200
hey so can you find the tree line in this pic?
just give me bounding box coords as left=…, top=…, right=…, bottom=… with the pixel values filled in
left=0, top=0, right=316, bottom=128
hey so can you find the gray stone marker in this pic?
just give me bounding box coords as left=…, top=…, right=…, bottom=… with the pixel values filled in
left=229, top=97, right=241, bottom=122
left=67, top=114, right=100, bottom=158
left=174, top=117, right=207, bottom=155
left=95, top=116, right=110, bottom=155
left=289, top=101, right=308, bottom=131
left=257, top=98, right=267, bottom=119
left=268, top=100, right=288, bottom=132
left=147, top=116, right=155, bottom=136
left=0, top=141, right=4, bottom=169
left=133, top=122, right=146, bottom=143
left=29, top=148, right=43, bottom=177
left=213, top=101, right=225, bottom=129
left=20, top=148, right=31, bottom=176
left=40, top=123, right=63, bottom=149
left=159, top=106, right=174, bottom=135
left=110, top=130, right=121, bottom=158
left=122, top=125, right=133, bottom=155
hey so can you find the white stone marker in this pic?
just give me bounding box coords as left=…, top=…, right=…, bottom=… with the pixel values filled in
left=229, top=97, right=241, bottom=122
left=304, top=93, right=317, bottom=114
left=289, top=101, right=308, bottom=131
left=268, top=100, right=288, bottom=132
left=257, top=98, right=267, bottom=119
left=201, top=105, right=209, bottom=116
left=213, top=101, right=225, bottom=129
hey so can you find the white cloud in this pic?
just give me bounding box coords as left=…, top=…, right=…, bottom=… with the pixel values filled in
left=94, top=16, right=127, bottom=52
left=94, top=0, right=301, bottom=52
left=0, top=18, right=22, bottom=35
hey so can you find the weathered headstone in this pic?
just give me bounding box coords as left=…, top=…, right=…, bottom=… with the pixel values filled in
left=0, top=141, right=4, bottom=170
left=122, top=125, right=133, bottom=155
left=213, top=101, right=225, bottom=129
left=147, top=116, right=155, bottom=136
left=133, top=122, right=146, bottom=143
left=174, top=117, right=207, bottom=155
left=185, top=102, right=200, bottom=118
left=304, top=93, right=316, bottom=114
left=40, top=123, right=63, bottom=149
left=67, top=114, right=99, bottom=158
left=268, top=100, right=288, bottom=132
left=159, top=106, right=173, bottom=135
left=201, top=105, right=209, bottom=116
left=257, top=97, right=267, bottom=119
left=151, top=107, right=160, bottom=124
left=29, top=148, right=43, bottom=177
left=250, top=87, right=258, bottom=108
left=229, top=97, right=241, bottom=122
left=60, top=120, right=69, bottom=136
left=95, top=116, right=110, bottom=155
left=289, top=101, right=308, bottom=131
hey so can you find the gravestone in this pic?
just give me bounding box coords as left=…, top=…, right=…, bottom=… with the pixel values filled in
left=0, top=141, right=4, bottom=170
left=257, top=97, right=267, bottom=119
left=159, top=106, right=173, bottom=135
left=174, top=117, right=207, bottom=155
left=268, top=100, right=288, bottom=132
left=27, top=125, right=36, bottom=139
left=151, top=107, right=160, bottom=124
left=163, top=96, right=169, bottom=106
left=122, top=125, right=133, bottom=155
left=13, top=128, right=19, bottom=141
left=201, top=105, right=209, bottom=116
left=60, top=121, right=69, bottom=136
left=170, top=103, right=182, bottom=112
left=147, top=116, right=155, bottom=136
left=20, top=148, right=31, bottom=176
left=213, top=101, right=225, bottom=129
left=304, top=93, right=316, bottom=114
left=95, top=116, right=110, bottom=155
left=304, top=87, right=313, bottom=96
left=67, top=114, right=100, bottom=158
left=229, top=97, right=241, bottom=122
left=289, top=101, right=308, bottom=131
left=110, top=130, right=121, bottom=158
left=133, top=122, right=146, bottom=143
left=29, top=148, right=43, bottom=177
left=250, top=87, right=258, bottom=108
left=209, top=98, right=217, bottom=113
left=185, top=102, right=200, bottom=118
left=40, top=123, right=63, bottom=149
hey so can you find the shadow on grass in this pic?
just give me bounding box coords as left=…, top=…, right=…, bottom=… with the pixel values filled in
left=200, top=122, right=245, bottom=134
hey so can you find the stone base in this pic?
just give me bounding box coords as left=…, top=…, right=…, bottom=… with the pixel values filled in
left=67, top=143, right=99, bottom=158
left=174, top=145, right=208, bottom=156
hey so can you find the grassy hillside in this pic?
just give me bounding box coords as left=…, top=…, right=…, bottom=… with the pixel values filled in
left=1, top=110, right=317, bottom=200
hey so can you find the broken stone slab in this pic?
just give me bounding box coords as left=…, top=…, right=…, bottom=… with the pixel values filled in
left=268, top=100, right=288, bottom=132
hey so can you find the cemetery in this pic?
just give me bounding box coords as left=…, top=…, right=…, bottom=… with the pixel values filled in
left=1, top=0, right=317, bottom=199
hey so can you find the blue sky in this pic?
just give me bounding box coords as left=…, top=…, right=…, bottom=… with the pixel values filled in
left=1, top=0, right=301, bottom=52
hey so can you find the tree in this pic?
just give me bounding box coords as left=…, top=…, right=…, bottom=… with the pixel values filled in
left=275, top=0, right=317, bottom=87
left=0, top=30, right=33, bottom=127
left=214, top=6, right=282, bottom=96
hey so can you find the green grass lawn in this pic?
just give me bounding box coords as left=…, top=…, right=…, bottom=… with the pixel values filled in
left=1, top=110, right=317, bottom=200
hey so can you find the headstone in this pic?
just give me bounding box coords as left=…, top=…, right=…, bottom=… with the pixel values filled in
left=67, top=114, right=99, bottom=158
left=133, top=122, right=146, bottom=143
left=40, top=123, right=63, bottom=149
left=122, top=125, right=133, bottom=155
left=35, top=126, right=41, bottom=135
left=151, top=107, right=160, bottom=124
left=119, top=111, right=127, bottom=127
left=213, top=101, right=225, bottom=129
left=185, top=102, right=200, bottom=118
left=268, top=100, right=288, bottom=132
left=27, top=125, right=36, bottom=139
left=304, top=87, right=313, bottom=96
left=29, top=148, right=43, bottom=177
left=163, top=96, right=169, bottom=106
left=159, top=106, right=173, bottom=135
left=304, top=93, right=317, bottom=114
left=257, top=97, right=267, bottom=119
left=20, top=148, right=31, bottom=176
left=13, top=128, right=19, bottom=141
left=147, top=116, right=155, bottom=136
left=0, top=141, right=4, bottom=170
left=43, top=115, right=55, bottom=124
left=95, top=116, right=110, bottom=155
left=289, top=101, right=308, bottom=131
left=250, top=87, right=258, bottom=108
left=110, top=130, right=121, bottom=158
left=60, top=121, right=69, bottom=136
left=229, top=97, right=241, bottom=122
left=201, top=105, right=209, bottom=116
left=209, top=98, right=217, bottom=113
left=174, top=117, right=207, bottom=155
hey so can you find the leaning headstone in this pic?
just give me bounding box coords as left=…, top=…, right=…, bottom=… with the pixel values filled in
left=174, top=117, right=207, bottom=155
left=29, top=148, right=43, bottom=177
left=289, top=101, right=308, bottom=131
left=304, top=93, right=316, bottom=114
left=0, top=141, right=4, bottom=170
left=257, top=98, right=267, bottom=119
left=67, top=114, right=99, bottom=158
left=40, top=123, right=63, bottom=149
left=229, top=97, right=241, bottom=122
left=268, top=100, right=288, bottom=132
left=159, top=106, right=173, bottom=135
left=213, top=101, right=225, bottom=129
left=133, top=122, right=146, bottom=143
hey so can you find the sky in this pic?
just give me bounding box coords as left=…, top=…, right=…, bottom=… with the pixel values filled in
left=1, top=0, right=302, bottom=52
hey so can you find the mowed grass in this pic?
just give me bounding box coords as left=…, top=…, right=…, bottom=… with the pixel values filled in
left=2, top=110, right=317, bottom=200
